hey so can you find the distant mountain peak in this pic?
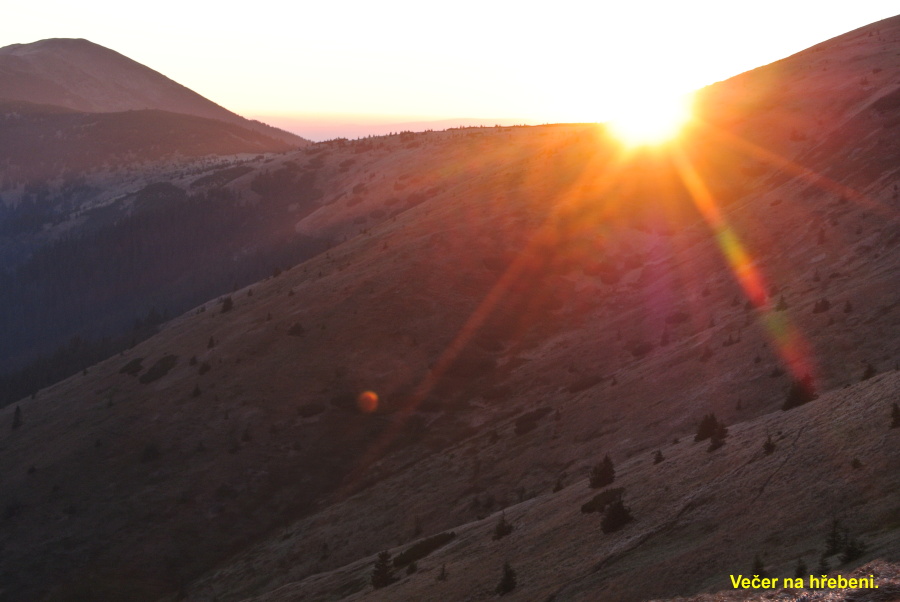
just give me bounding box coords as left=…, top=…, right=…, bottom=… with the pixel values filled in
left=0, top=37, right=307, bottom=146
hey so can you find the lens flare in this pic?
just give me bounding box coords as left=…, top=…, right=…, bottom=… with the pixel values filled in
left=357, top=390, right=379, bottom=413
left=672, top=147, right=815, bottom=380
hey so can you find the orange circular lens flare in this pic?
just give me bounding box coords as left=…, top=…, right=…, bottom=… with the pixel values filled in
left=357, top=390, right=379, bottom=413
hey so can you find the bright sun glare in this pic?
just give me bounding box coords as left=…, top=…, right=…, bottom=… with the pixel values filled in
left=605, top=91, right=694, bottom=147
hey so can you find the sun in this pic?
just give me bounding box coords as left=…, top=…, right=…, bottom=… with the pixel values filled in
left=605, top=90, right=694, bottom=147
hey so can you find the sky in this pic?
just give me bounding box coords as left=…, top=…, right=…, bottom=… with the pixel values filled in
left=3, top=1, right=898, bottom=139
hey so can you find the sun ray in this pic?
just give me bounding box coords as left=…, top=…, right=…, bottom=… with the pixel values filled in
left=671, top=145, right=816, bottom=381
left=338, top=134, right=635, bottom=495
left=698, top=120, right=900, bottom=225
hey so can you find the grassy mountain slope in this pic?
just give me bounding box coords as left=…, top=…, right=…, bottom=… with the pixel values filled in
left=0, top=15, right=898, bottom=602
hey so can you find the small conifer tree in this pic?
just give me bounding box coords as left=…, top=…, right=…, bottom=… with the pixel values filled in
left=752, top=553, right=767, bottom=578
left=891, top=403, right=900, bottom=429
left=794, top=558, right=807, bottom=579
left=589, top=455, right=615, bottom=488
left=495, top=562, right=516, bottom=595
left=12, top=405, right=22, bottom=430
left=824, top=519, right=846, bottom=556
left=839, top=535, right=867, bottom=564
left=763, top=434, right=776, bottom=455
left=371, top=551, right=396, bottom=589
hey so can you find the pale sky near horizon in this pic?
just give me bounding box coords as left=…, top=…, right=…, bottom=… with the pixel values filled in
left=4, top=1, right=898, bottom=133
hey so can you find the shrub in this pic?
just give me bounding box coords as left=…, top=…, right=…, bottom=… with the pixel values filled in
left=629, top=341, right=654, bottom=358
left=4, top=500, right=22, bottom=520
left=752, top=554, right=767, bottom=578
left=694, top=413, right=723, bottom=442
left=139, top=355, right=178, bottom=384
left=371, top=551, right=396, bottom=588
left=581, top=487, right=624, bottom=514
left=495, top=562, right=516, bottom=595
left=839, top=536, right=867, bottom=564
left=221, top=296, right=233, bottom=313
left=824, top=519, right=846, bottom=556
left=891, top=403, right=900, bottom=429
left=707, top=422, right=728, bottom=451
left=140, top=443, right=161, bottom=463
left=589, top=455, right=615, bottom=489
left=493, top=514, right=513, bottom=540
left=782, top=374, right=816, bottom=410
left=566, top=375, right=604, bottom=394
left=763, top=435, right=776, bottom=455
left=514, top=407, right=553, bottom=435
left=861, top=363, right=876, bottom=381
left=812, top=298, right=831, bottom=313
left=665, top=311, right=690, bottom=325
left=298, top=402, right=326, bottom=418
left=287, top=323, right=305, bottom=336
left=394, top=532, right=456, bottom=566
left=12, top=405, right=22, bottom=430
left=794, top=558, right=807, bottom=579
left=119, top=358, right=144, bottom=376
left=653, top=450, right=664, bottom=464
left=601, top=499, right=634, bottom=533
left=821, top=518, right=868, bottom=564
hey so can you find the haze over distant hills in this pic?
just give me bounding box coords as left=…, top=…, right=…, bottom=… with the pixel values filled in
left=255, top=115, right=541, bottom=142
left=0, top=16, right=899, bottom=602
